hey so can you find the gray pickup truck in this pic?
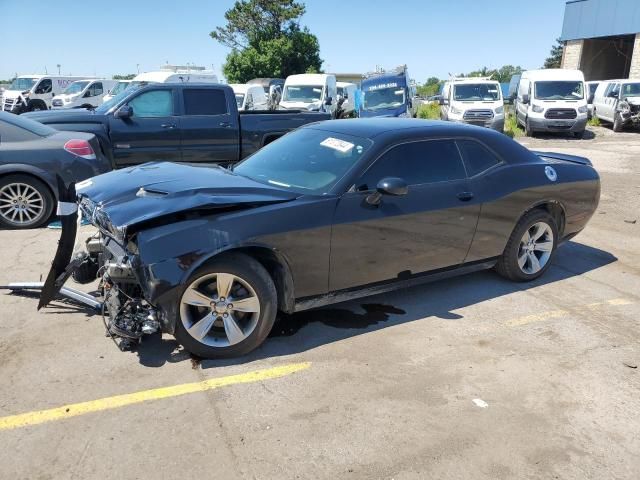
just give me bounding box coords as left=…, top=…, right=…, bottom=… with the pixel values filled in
left=25, top=83, right=330, bottom=168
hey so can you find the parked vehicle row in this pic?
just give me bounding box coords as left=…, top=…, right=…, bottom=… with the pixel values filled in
left=591, top=78, right=640, bottom=131
left=51, top=79, right=117, bottom=110
left=1, top=75, right=92, bottom=113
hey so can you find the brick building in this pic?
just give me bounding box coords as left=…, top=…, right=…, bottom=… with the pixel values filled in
left=561, top=0, right=640, bottom=80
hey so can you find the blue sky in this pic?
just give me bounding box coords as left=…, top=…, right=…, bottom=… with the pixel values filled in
left=0, top=0, right=567, bottom=82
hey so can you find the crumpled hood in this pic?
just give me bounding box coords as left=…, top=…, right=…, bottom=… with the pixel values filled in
left=76, top=162, right=299, bottom=233
left=623, top=96, right=640, bottom=105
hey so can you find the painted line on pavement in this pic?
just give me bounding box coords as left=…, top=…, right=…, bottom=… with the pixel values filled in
left=0, top=362, right=311, bottom=432
left=506, top=298, right=633, bottom=327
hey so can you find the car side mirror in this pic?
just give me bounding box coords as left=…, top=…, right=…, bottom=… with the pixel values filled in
left=114, top=104, right=133, bottom=119
left=366, top=177, right=409, bottom=205
left=607, top=91, right=618, bottom=98
left=84, top=91, right=92, bottom=98
left=325, top=96, right=333, bottom=106
left=522, top=94, right=530, bottom=104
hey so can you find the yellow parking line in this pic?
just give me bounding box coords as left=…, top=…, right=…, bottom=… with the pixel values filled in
left=0, top=362, right=310, bottom=432
left=506, top=298, right=633, bottom=327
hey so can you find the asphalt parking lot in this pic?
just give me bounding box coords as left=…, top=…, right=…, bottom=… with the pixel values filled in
left=0, top=125, right=638, bottom=480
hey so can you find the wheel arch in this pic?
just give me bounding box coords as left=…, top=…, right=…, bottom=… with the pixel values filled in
left=0, top=165, right=57, bottom=200
left=521, top=200, right=566, bottom=238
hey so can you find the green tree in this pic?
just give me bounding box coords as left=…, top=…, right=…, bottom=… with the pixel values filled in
left=211, top=0, right=323, bottom=83
left=112, top=74, right=136, bottom=80
left=456, top=65, right=523, bottom=83
left=543, top=38, right=564, bottom=69
left=417, top=77, right=442, bottom=97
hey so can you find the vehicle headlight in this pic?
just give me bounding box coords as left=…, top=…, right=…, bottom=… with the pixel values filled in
left=495, top=105, right=504, bottom=114
left=577, top=105, right=588, bottom=114
left=531, top=104, right=544, bottom=113
left=450, top=105, right=463, bottom=115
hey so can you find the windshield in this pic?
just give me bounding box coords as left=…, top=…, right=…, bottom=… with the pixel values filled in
left=95, top=85, right=142, bottom=114
left=9, top=77, right=37, bottom=91
left=233, top=128, right=373, bottom=194
left=282, top=85, right=323, bottom=102
left=622, top=82, right=640, bottom=97
left=453, top=83, right=501, bottom=101
left=110, top=82, right=130, bottom=96
left=235, top=93, right=245, bottom=108
left=534, top=81, right=584, bottom=100
left=363, top=87, right=405, bottom=111
left=64, top=81, right=90, bottom=95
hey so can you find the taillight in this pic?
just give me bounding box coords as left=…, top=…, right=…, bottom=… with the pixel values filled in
left=64, top=139, right=96, bottom=159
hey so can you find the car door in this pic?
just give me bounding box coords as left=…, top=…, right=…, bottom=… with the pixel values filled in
left=179, top=87, right=240, bottom=165
left=108, top=87, right=181, bottom=166
left=603, top=82, right=620, bottom=120
left=329, top=138, right=480, bottom=292
left=593, top=82, right=609, bottom=119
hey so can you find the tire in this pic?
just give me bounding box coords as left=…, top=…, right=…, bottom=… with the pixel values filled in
left=28, top=100, right=47, bottom=112
left=495, top=209, right=558, bottom=282
left=0, top=174, right=55, bottom=229
left=613, top=113, right=623, bottom=132
left=525, top=118, right=535, bottom=137
left=174, top=253, right=277, bottom=358
left=573, top=130, right=585, bottom=139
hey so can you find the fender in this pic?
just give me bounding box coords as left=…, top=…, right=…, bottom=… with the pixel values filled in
left=0, top=163, right=58, bottom=198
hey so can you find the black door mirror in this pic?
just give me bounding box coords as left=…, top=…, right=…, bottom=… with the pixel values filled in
left=84, top=90, right=92, bottom=98
left=521, top=94, right=530, bottom=104
left=607, top=90, right=618, bottom=98
left=366, top=177, right=409, bottom=205
left=114, top=104, right=133, bottom=119
left=325, top=96, right=333, bottom=106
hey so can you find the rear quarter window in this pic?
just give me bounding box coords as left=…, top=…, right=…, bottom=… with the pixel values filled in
left=456, top=139, right=502, bottom=176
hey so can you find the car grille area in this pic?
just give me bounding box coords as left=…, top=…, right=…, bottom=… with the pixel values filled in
left=463, top=109, right=494, bottom=121
left=545, top=108, right=577, bottom=119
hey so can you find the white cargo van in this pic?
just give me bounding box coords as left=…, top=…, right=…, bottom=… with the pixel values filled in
left=280, top=74, right=338, bottom=115
left=229, top=84, right=268, bottom=111
left=337, top=81, right=357, bottom=116
left=440, top=77, right=504, bottom=131
left=514, top=69, right=587, bottom=138
left=1, top=75, right=89, bottom=113
left=592, top=79, right=640, bottom=131
left=132, top=70, right=219, bottom=84
left=51, top=79, right=117, bottom=109
left=103, top=80, right=132, bottom=102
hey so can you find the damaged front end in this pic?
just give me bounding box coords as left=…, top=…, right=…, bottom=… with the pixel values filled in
left=618, top=98, right=640, bottom=126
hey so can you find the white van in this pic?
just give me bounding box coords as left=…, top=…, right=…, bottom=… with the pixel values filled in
left=132, top=70, right=219, bottom=84
left=337, top=82, right=357, bottom=116
left=51, top=79, right=117, bottom=109
left=514, top=69, right=587, bottom=138
left=229, top=84, right=268, bottom=111
left=440, top=77, right=504, bottom=131
left=592, top=79, right=640, bottom=132
left=103, top=80, right=132, bottom=102
left=280, top=74, right=338, bottom=115
left=1, top=75, right=89, bottom=113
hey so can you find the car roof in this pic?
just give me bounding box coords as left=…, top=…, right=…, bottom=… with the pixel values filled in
left=304, top=118, right=496, bottom=139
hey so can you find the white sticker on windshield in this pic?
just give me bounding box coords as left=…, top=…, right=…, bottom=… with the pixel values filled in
left=320, top=137, right=354, bottom=153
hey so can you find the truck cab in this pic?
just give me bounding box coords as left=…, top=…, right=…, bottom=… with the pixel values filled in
left=51, top=79, right=117, bottom=109
left=514, top=69, right=587, bottom=138
left=359, top=65, right=416, bottom=118
left=1, top=75, right=89, bottom=113
left=280, top=74, right=337, bottom=115
left=440, top=77, right=504, bottom=132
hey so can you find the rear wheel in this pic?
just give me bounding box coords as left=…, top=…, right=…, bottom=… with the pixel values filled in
left=573, top=130, right=585, bottom=139
left=174, top=253, right=277, bottom=358
left=613, top=113, right=624, bottom=132
left=0, top=174, right=54, bottom=229
left=495, top=209, right=558, bottom=282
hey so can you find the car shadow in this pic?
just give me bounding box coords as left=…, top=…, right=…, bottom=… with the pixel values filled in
left=529, top=129, right=596, bottom=141
left=133, top=240, right=617, bottom=369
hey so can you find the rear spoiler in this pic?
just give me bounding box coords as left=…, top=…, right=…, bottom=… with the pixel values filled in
left=531, top=151, right=592, bottom=166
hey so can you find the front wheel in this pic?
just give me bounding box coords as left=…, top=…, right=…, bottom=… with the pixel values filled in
left=525, top=118, right=535, bottom=137
left=174, top=253, right=277, bottom=359
left=613, top=113, right=624, bottom=132
left=573, top=130, right=585, bottom=139
left=495, top=209, right=558, bottom=282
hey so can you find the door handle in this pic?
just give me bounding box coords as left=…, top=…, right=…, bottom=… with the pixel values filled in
left=160, top=123, right=176, bottom=129
left=457, top=192, right=474, bottom=201
left=219, top=122, right=232, bottom=128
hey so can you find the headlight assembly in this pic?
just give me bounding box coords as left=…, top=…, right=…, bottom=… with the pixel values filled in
left=531, top=104, right=544, bottom=113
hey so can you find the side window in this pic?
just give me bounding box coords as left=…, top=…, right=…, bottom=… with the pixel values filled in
left=92, top=82, right=103, bottom=96
left=457, top=139, right=501, bottom=177
left=183, top=89, right=227, bottom=115
left=35, top=79, right=52, bottom=94
left=611, top=83, right=621, bottom=97
left=128, top=90, right=173, bottom=117
left=358, top=139, right=466, bottom=190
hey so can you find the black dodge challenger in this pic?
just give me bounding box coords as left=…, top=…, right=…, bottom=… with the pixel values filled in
left=39, top=119, right=600, bottom=358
